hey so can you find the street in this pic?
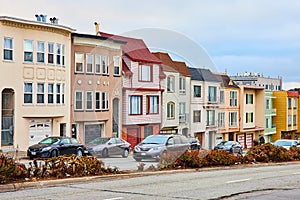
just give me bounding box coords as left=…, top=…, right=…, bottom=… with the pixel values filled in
left=2, top=161, right=300, bottom=199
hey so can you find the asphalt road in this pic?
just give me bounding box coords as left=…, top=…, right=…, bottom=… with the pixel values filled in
left=2, top=162, right=300, bottom=199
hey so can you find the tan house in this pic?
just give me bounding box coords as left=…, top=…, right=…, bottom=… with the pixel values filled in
left=0, top=15, right=74, bottom=151
left=71, top=32, right=125, bottom=144
left=215, top=73, right=240, bottom=144
left=273, top=91, right=299, bottom=141
left=237, top=85, right=265, bottom=148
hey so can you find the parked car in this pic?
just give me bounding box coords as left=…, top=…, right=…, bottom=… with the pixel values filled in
left=27, top=136, right=90, bottom=159
left=86, top=137, right=131, bottom=158
left=214, top=141, right=243, bottom=154
left=273, top=139, right=300, bottom=150
left=133, top=134, right=190, bottom=162
left=188, top=137, right=201, bottom=150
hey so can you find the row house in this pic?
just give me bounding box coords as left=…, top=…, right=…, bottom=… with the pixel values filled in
left=189, top=67, right=221, bottom=149
left=100, top=32, right=165, bottom=148
left=273, top=91, right=299, bottom=141
left=152, top=52, right=191, bottom=136
left=70, top=32, right=125, bottom=144
left=237, top=86, right=265, bottom=149
left=215, top=73, right=240, bottom=144
left=0, top=16, right=74, bottom=151
left=264, top=91, right=277, bottom=143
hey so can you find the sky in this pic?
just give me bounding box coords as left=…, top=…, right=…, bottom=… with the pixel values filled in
left=1, top=0, right=300, bottom=89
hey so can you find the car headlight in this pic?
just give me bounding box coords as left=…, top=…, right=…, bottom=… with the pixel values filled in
left=151, top=146, right=161, bottom=151
left=134, top=146, right=141, bottom=152
left=41, top=146, right=52, bottom=152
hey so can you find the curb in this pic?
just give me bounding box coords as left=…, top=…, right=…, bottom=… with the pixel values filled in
left=1, top=161, right=300, bottom=193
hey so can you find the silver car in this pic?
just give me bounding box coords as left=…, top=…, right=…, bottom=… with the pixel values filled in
left=133, top=134, right=190, bottom=162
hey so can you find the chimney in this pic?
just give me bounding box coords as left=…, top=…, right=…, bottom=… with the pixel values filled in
left=94, top=22, right=101, bottom=36
left=50, top=17, right=59, bottom=24
left=35, top=14, right=47, bottom=22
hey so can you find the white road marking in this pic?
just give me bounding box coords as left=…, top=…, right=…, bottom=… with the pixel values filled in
left=226, top=178, right=251, bottom=184
left=103, top=197, right=124, bottom=200
left=292, top=172, right=300, bottom=175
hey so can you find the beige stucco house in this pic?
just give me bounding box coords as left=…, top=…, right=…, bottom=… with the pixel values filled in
left=0, top=16, right=74, bottom=151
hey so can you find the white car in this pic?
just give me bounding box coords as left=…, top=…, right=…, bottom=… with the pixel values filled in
left=273, top=139, right=300, bottom=150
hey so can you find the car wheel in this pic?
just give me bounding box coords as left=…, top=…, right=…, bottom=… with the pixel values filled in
left=102, top=148, right=108, bottom=158
left=122, top=149, right=129, bottom=158
left=77, top=149, right=83, bottom=158
left=51, top=149, right=58, bottom=158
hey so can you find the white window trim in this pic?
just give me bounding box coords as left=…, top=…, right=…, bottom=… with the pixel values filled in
left=24, top=82, right=34, bottom=105
left=113, top=56, right=121, bottom=76
left=86, top=91, right=93, bottom=111
left=37, top=83, right=45, bottom=104
left=48, top=42, right=55, bottom=65
left=4, top=37, right=13, bottom=61
left=75, top=52, right=84, bottom=73
left=75, top=91, right=84, bottom=111
left=95, top=55, right=101, bottom=74
left=86, top=54, right=94, bottom=74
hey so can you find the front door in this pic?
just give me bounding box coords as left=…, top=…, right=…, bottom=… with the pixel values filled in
left=127, top=128, right=140, bottom=148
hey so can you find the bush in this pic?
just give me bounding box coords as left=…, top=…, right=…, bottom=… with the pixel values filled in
left=0, top=154, right=27, bottom=184
left=204, top=150, right=236, bottom=166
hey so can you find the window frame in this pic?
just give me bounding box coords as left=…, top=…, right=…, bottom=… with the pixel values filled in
left=56, top=43, right=61, bottom=65
left=37, top=41, right=45, bottom=63
left=95, top=54, right=101, bottom=74
left=4, top=37, right=13, bottom=61
left=230, top=91, right=238, bottom=106
left=179, top=77, right=186, bottom=94
left=48, top=43, right=54, bottom=64
left=246, top=93, right=254, bottom=104
left=37, top=83, right=45, bottom=104
left=113, top=56, right=121, bottom=76
left=229, top=112, right=237, bottom=127
left=218, top=112, right=225, bottom=127
left=24, top=40, right=33, bottom=62
left=48, top=83, right=54, bottom=104
left=139, top=65, right=152, bottom=82
left=86, top=91, right=93, bottom=110
left=102, top=55, right=108, bottom=75
left=75, top=52, right=84, bottom=73
left=56, top=83, right=61, bottom=104
left=167, top=102, right=175, bottom=119
left=86, top=54, right=94, bottom=74
left=146, top=95, right=159, bottom=114
left=95, top=91, right=101, bottom=110
left=102, top=92, right=109, bottom=110
left=193, top=85, right=201, bottom=97
left=129, top=95, right=142, bottom=115
left=75, top=91, right=83, bottom=111
left=24, top=82, right=33, bottom=104
left=206, top=110, right=215, bottom=126
left=193, top=110, right=201, bottom=123
left=167, top=75, right=175, bottom=92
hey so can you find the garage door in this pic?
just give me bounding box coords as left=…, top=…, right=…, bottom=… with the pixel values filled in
left=84, top=123, right=103, bottom=144
left=127, top=128, right=140, bottom=148
left=28, top=120, right=52, bottom=146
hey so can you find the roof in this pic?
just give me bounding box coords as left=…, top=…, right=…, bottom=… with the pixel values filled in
left=152, top=52, right=178, bottom=73
left=214, top=73, right=239, bottom=88
left=71, top=33, right=126, bottom=44
left=100, top=32, right=161, bottom=64
left=173, top=61, right=191, bottom=77
left=188, top=67, right=220, bottom=82
left=287, top=91, right=299, bottom=97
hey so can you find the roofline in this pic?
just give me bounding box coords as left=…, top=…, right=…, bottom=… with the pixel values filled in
left=72, top=33, right=127, bottom=44
left=0, top=16, right=75, bottom=32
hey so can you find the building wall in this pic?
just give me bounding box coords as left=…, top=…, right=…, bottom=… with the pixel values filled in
left=272, top=91, right=287, bottom=141
left=178, top=76, right=191, bottom=136
left=71, top=36, right=123, bottom=144
left=0, top=17, right=73, bottom=151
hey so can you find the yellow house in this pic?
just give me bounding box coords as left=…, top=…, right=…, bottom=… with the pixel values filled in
left=273, top=91, right=299, bottom=141
left=0, top=16, right=74, bottom=151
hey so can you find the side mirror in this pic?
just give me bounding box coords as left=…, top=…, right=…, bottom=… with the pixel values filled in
left=108, top=142, right=112, bottom=145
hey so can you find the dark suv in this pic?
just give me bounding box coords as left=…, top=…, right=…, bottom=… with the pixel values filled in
left=133, top=134, right=190, bottom=162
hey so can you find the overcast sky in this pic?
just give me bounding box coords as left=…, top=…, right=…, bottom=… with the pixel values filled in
left=1, top=0, right=300, bottom=89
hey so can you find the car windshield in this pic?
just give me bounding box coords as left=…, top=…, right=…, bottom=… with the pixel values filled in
left=142, top=135, right=168, bottom=144
left=274, top=140, right=293, bottom=146
left=89, top=137, right=110, bottom=145
left=38, top=137, right=60, bottom=144
left=218, top=141, right=233, bottom=146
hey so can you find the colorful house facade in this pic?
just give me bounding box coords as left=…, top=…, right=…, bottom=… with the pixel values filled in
left=70, top=32, right=125, bottom=144
left=0, top=16, right=74, bottom=151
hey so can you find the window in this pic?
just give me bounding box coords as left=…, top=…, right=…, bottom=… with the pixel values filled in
left=288, top=98, right=292, bottom=109
left=229, top=112, right=237, bottom=127
left=206, top=110, right=215, bottom=126
left=48, top=43, right=54, bottom=64
left=139, top=65, right=152, bottom=82
left=167, top=102, right=175, bottom=119
left=62, top=45, right=65, bottom=66
left=288, top=115, right=292, bottom=126
left=56, top=44, right=61, bottom=65
left=102, top=92, right=108, bottom=110
left=62, top=84, right=65, bottom=104
left=24, top=40, right=33, bottom=62
left=113, top=56, right=120, bottom=75
left=144, top=126, right=153, bottom=138
left=230, top=91, right=237, bottom=106
left=218, top=112, right=225, bottom=127
left=246, top=112, right=254, bottom=123
left=95, top=55, right=101, bottom=74
left=179, top=103, right=185, bottom=119
left=266, top=118, right=270, bottom=128
left=179, top=77, right=186, bottom=94
left=86, top=91, right=93, bottom=110
left=194, top=85, right=201, bottom=97
left=95, top=92, right=101, bottom=110
left=193, top=110, right=201, bottom=122
left=293, top=99, right=297, bottom=108
left=37, top=83, right=45, bottom=104
left=24, top=83, right=33, bottom=104
left=75, top=53, right=84, bottom=73
left=293, top=115, right=297, bottom=126
left=208, top=86, right=217, bottom=102
left=4, top=37, right=13, bottom=61
left=56, top=84, right=61, bottom=104
left=146, top=96, right=159, bottom=114
left=266, top=99, right=270, bottom=110
left=102, top=55, right=108, bottom=74
left=220, top=91, right=224, bottom=103
left=246, top=94, right=254, bottom=104
left=75, top=91, right=83, bottom=110
left=37, top=41, right=45, bottom=63
left=167, top=76, right=175, bottom=92
left=48, top=83, right=54, bottom=104
left=86, top=54, right=93, bottom=73
left=129, top=96, right=142, bottom=115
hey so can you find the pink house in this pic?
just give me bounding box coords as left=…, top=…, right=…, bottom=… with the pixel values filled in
left=101, top=32, right=165, bottom=148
